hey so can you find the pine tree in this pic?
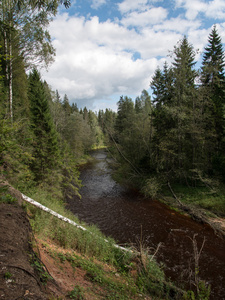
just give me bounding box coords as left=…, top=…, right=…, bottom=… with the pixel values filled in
left=28, top=69, right=59, bottom=181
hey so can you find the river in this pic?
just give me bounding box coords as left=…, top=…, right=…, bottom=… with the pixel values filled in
left=66, top=149, right=225, bottom=299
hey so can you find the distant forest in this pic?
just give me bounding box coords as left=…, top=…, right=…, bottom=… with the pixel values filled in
left=0, top=0, right=224, bottom=199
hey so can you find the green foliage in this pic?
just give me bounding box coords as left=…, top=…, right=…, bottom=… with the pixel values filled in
left=136, top=256, right=171, bottom=298
left=0, top=193, right=17, bottom=204
left=26, top=187, right=124, bottom=264
left=68, top=285, right=85, bottom=300
left=4, top=271, right=12, bottom=279
left=142, top=177, right=161, bottom=199
left=0, top=119, right=34, bottom=187
left=162, top=183, right=225, bottom=216
left=28, top=69, right=60, bottom=182
left=113, top=31, right=225, bottom=194
left=31, top=257, right=53, bottom=285
left=183, top=281, right=210, bottom=300
left=200, top=25, right=225, bottom=177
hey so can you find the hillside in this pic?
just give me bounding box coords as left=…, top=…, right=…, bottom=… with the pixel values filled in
left=0, top=182, right=174, bottom=300
left=0, top=201, right=151, bottom=300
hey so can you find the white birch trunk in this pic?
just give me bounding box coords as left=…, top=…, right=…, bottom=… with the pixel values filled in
left=21, top=193, right=132, bottom=253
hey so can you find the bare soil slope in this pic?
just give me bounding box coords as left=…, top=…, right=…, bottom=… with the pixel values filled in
left=0, top=203, right=56, bottom=300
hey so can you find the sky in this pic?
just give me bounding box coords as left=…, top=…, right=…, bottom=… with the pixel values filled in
left=42, top=0, right=225, bottom=112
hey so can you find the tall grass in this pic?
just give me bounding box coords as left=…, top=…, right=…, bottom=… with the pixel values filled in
left=25, top=186, right=133, bottom=266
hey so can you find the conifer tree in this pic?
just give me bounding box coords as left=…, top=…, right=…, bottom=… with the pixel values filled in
left=201, top=25, right=225, bottom=147
left=62, top=94, right=72, bottom=116
left=151, top=63, right=174, bottom=175
left=171, top=36, right=198, bottom=178
left=28, top=69, right=59, bottom=181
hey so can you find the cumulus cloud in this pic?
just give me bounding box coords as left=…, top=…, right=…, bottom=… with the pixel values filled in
left=175, top=0, right=225, bottom=20
left=121, top=7, right=168, bottom=28
left=153, top=17, right=201, bottom=34
left=43, top=14, right=163, bottom=109
left=41, top=1, right=225, bottom=111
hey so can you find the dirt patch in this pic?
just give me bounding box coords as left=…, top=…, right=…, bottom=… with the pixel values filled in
left=0, top=203, right=48, bottom=300
left=36, top=239, right=108, bottom=299
left=0, top=202, right=106, bottom=300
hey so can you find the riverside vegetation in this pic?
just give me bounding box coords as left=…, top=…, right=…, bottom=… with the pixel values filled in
left=0, top=1, right=225, bottom=298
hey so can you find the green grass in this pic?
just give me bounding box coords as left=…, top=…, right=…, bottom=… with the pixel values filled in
left=162, top=183, right=225, bottom=217
left=0, top=193, right=17, bottom=204
left=0, top=185, right=17, bottom=204
left=49, top=247, right=171, bottom=299
left=24, top=186, right=133, bottom=265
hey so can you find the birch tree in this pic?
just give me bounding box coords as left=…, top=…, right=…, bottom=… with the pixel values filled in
left=0, top=0, right=56, bottom=121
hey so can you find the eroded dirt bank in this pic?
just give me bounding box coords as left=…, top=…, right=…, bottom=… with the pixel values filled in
left=0, top=203, right=48, bottom=299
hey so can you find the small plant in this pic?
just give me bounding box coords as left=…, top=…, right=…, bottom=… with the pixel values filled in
left=0, top=193, right=17, bottom=204
left=4, top=271, right=12, bottom=279
left=58, top=252, right=66, bottom=263
left=183, top=281, right=211, bottom=300
left=68, top=285, right=85, bottom=299
left=142, top=177, right=161, bottom=198
left=31, top=257, right=52, bottom=285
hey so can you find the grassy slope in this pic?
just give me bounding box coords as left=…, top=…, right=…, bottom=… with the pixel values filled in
left=23, top=185, right=183, bottom=299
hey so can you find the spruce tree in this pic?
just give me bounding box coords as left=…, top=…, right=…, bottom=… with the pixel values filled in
left=62, top=94, right=72, bottom=116
left=201, top=25, right=225, bottom=148
left=151, top=37, right=199, bottom=182
left=151, top=63, right=175, bottom=175
left=172, top=37, right=198, bottom=178
left=28, top=69, right=59, bottom=182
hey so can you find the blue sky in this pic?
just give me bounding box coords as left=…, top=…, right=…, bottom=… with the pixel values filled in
left=42, top=0, right=225, bottom=111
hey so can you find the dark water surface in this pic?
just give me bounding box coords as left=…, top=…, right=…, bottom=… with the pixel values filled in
left=66, top=150, right=225, bottom=299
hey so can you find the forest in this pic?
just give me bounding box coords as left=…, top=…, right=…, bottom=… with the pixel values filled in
left=0, top=0, right=225, bottom=212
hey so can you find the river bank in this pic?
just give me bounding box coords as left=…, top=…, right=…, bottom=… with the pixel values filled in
left=0, top=178, right=185, bottom=299
left=67, top=149, right=225, bottom=299
left=106, top=149, right=225, bottom=238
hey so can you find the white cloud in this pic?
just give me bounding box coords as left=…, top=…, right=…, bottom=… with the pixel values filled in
left=91, top=0, right=107, bottom=10
left=118, top=0, right=149, bottom=13
left=205, top=0, right=225, bottom=19
left=43, top=14, right=162, bottom=109
left=175, top=0, right=225, bottom=20
left=121, top=7, right=168, bottom=27
left=153, top=17, right=201, bottom=34
left=41, top=1, right=225, bottom=111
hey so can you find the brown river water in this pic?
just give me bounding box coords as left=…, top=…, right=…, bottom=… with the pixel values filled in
left=66, top=149, right=225, bottom=299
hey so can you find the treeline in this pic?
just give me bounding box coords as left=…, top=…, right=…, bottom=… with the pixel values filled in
left=0, top=66, right=109, bottom=195
left=111, top=27, right=225, bottom=196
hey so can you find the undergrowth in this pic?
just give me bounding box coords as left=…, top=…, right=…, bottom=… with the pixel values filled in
left=162, top=183, right=225, bottom=217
